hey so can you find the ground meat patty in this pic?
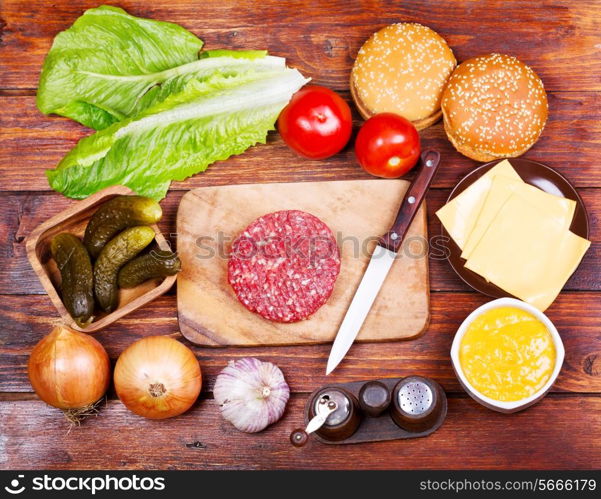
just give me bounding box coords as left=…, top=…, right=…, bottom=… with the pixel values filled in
left=228, top=210, right=341, bottom=322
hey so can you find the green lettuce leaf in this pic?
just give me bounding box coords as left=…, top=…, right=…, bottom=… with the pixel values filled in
left=46, top=68, right=309, bottom=200
left=131, top=51, right=286, bottom=115
left=37, top=5, right=285, bottom=129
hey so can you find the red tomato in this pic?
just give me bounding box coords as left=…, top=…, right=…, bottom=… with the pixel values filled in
left=278, top=85, right=352, bottom=159
left=355, top=113, right=421, bottom=178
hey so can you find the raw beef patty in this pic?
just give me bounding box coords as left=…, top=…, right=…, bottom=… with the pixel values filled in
left=228, top=210, right=341, bottom=322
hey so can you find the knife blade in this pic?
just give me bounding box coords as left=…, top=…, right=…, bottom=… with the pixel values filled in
left=326, top=244, right=397, bottom=375
left=326, top=150, right=441, bottom=375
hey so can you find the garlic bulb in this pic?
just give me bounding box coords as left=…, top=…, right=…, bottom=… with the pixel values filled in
left=214, top=357, right=290, bottom=433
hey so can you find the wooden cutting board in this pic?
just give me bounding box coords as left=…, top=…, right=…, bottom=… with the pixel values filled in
left=176, top=179, right=429, bottom=346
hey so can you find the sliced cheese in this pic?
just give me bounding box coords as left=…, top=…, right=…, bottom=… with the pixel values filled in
left=461, top=176, right=577, bottom=259
left=465, top=194, right=590, bottom=311
left=436, top=160, right=522, bottom=249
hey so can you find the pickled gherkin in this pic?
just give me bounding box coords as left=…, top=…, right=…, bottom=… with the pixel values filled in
left=94, top=226, right=156, bottom=312
left=84, top=196, right=162, bottom=259
left=50, top=233, right=94, bottom=326
left=118, top=250, right=181, bottom=288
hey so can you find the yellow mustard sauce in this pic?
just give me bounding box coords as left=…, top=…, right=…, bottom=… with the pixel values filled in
left=459, top=306, right=556, bottom=402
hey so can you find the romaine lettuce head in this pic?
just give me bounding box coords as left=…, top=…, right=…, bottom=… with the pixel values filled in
left=46, top=68, right=309, bottom=200
left=37, top=5, right=285, bottom=130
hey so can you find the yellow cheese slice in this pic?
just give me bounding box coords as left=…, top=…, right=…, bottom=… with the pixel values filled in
left=465, top=194, right=590, bottom=311
left=461, top=176, right=577, bottom=259
left=436, top=160, right=522, bottom=249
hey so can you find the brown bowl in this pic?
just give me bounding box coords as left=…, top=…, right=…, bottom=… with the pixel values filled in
left=442, top=158, right=590, bottom=298
left=25, top=186, right=176, bottom=332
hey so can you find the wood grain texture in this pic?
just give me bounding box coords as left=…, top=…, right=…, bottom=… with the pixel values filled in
left=1, top=0, right=601, bottom=92
left=1, top=0, right=600, bottom=471
left=1, top=292, right=599, bottom=394
left=1, top=396, right=600, bottom=470
left=2, top=92, right=601, bottom=191
left=2, top=188, right=598, bottom=296
left=177, top=180, right=428, bottom=346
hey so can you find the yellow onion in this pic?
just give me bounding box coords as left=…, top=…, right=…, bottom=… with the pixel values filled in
left=28, top=325, right=110, bottom=419
left=114, top=336, right=202, bottom=419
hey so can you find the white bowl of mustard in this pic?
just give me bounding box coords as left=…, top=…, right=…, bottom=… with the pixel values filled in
left=451, top=297, right=564, bottom=413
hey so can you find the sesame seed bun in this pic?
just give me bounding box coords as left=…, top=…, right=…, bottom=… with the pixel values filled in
left=351, top=23, right=456, bottom=130
left=441, top=53, right=548, bottom=161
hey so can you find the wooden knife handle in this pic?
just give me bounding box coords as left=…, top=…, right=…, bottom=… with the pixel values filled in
left=379, top=150, right=441, bottom=253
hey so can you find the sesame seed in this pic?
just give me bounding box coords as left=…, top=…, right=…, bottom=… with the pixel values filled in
left=351, top=22, right=456, bottom=121
left=441, top=53, right=548, bottom=156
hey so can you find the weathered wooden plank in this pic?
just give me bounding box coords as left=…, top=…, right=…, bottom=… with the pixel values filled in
left=1, top=92, right=601, bottom=192
left=1, top=188, right=597, bottom=296
left=1, top=292, right=599, bottom=394
left=1, top=396, right=599, bottom=470
left=1, top=0, right=600, bottom=472
left=1, top=0, right=601, bottom=92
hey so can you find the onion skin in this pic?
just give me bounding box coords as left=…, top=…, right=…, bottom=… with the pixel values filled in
left=28, top=325, right=110, bottom=409
left=114, top=336, right=202, bottom=419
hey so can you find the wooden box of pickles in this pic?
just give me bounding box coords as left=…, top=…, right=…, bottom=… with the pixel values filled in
left=26, top=186, right=181, bottom=332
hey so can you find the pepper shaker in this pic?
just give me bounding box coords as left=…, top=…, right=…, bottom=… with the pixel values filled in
left=291, top=387, right=361, bottom=446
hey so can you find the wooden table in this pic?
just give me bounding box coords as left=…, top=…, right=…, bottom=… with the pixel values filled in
left=1, top=0, right=600, bottom=470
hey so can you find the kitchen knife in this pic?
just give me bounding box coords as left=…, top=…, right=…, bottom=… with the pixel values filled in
left=326, top=150, right=441, bottom=375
